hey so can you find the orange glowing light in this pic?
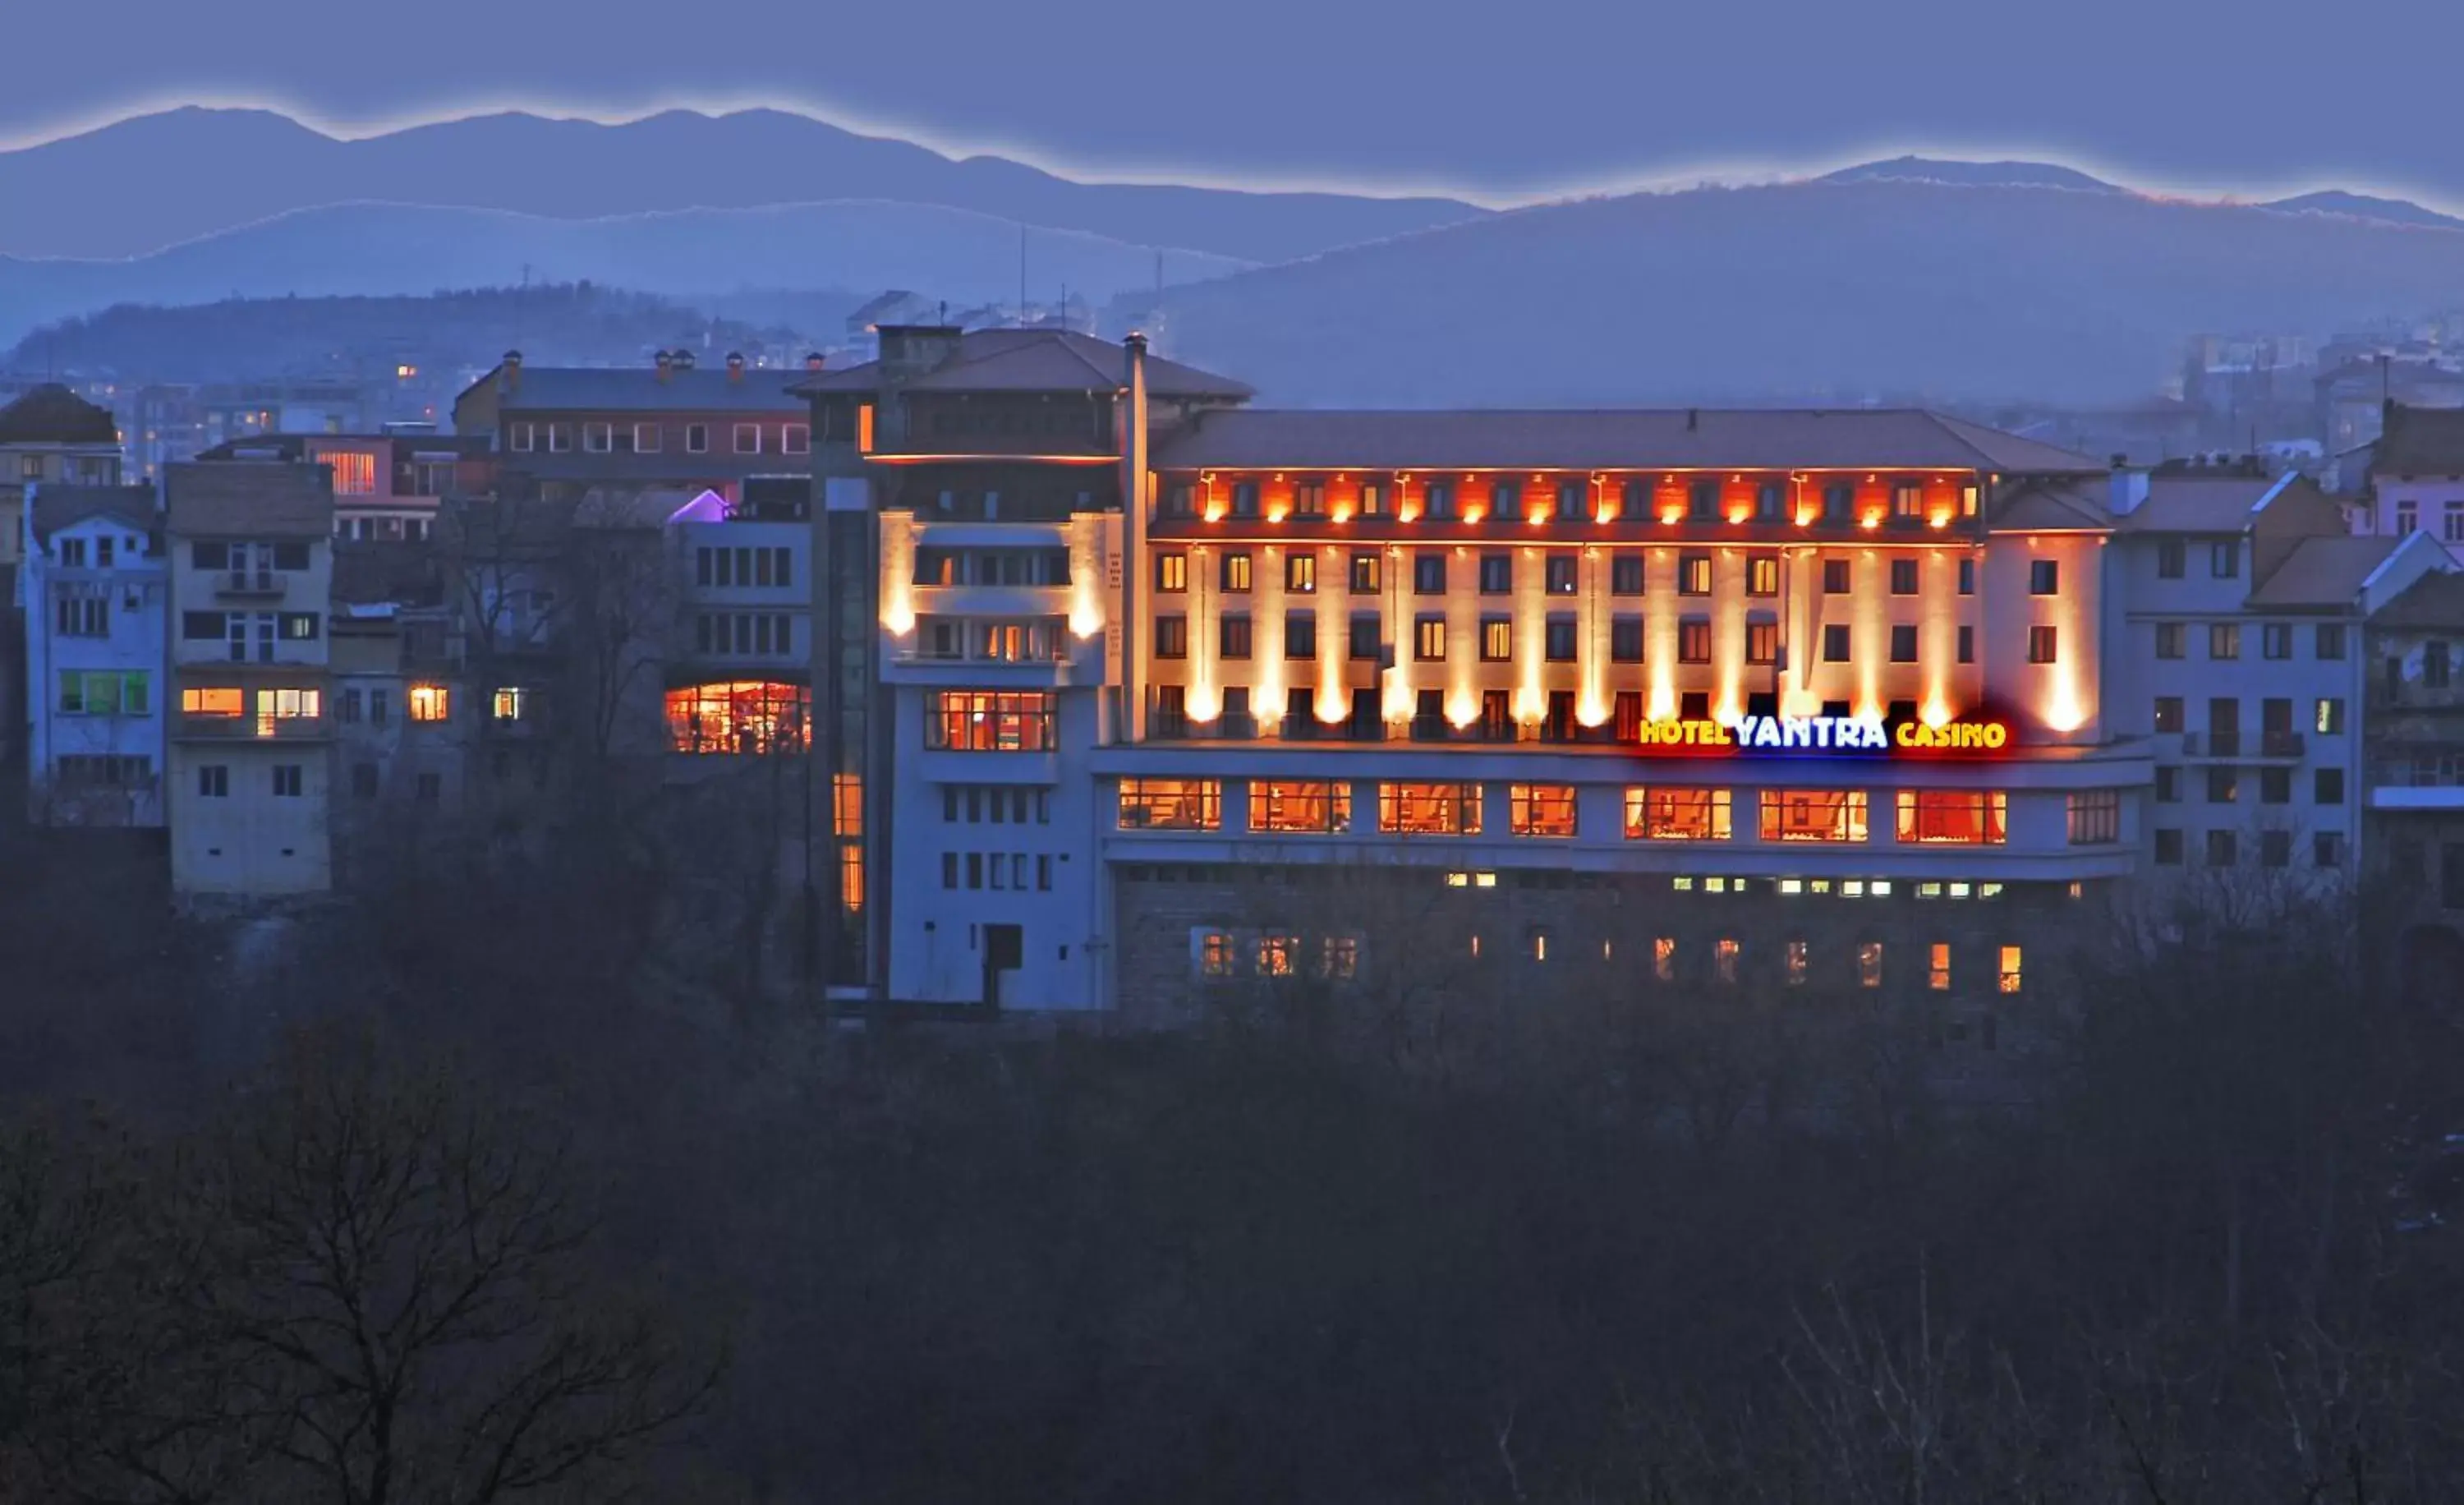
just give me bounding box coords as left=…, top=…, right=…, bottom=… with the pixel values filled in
left=1464, top=502, right=1489, bottom=524
left=1725, top=504, right=1750, bottom=524
left=1399, top=501, right=1423, bottom=522
left=1658, top=505, right=1684, bottom=525
left=1595, top=504, right=1617, bottom=525
left=1331, top=502, right=1356, bottom=523
left=1204, top=498, right=1230, bottom=522
left=1266, top=501, right=1290, bottom=522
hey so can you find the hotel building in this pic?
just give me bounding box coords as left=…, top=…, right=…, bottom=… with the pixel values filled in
left=798, top=329, right=2218, bottom=1022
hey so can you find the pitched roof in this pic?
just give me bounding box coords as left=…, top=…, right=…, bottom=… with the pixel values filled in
left=2371, top=568, right=2464, bottom=629
left=2373, top=403, right=2464, bottom=476
left=29, top=484, right=157, bottom=544
left=2113, top=472, right=2287, bottom=533
left=163, top=462, right=333, bottom=538
left=0, top=384, right=117, bottom=446
left=2246, top=535, right=2402, bottom=608
left=1990, top=481, right=2110, bottom=532
left=468, top=365, right=806, bottom=416
left=1150, top=407, right=2103, bottom=473
left=793, top=329, right=1253, bottom=401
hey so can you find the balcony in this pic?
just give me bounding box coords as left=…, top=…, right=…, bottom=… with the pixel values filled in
left=215, top=569, right=287, bottom=599
left=174, top=712, right=329, bottom=742
left=2370, top=752, right=2464, bottom=809
left=2181, top=730, right=2305, bottom=762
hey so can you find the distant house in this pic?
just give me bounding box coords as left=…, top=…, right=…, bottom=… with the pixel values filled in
left=195, top=431, right=493, bottom=542
left=19, top=485, right=167, bottom=826
left=2361, top=403, right=2464, bottom=560
left=844, top=292, right=940, bottom=363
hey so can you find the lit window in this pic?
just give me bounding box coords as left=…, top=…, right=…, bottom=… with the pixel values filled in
left=324, top=449, right=377, bottom=495
left=254, top=687, right=320, bottom=721
left=1530, top=927, right=1551, bottom=964
left=1379, top=782, right=1483, bottom=835
left=1198, top=931, right=1238, bottom=978
left=1758, top=789, right=1869, bottom=843
left=1257, top=934, right=1299, bottom=978
left=733, top=423, right=762, bottom=454
left=407, top=683, right=451, bottom=722
left=1895, top=790, right=2008, bottom=845
left=925, top=690, right=1055, bottom=752
left=1321, top=936, right=1359, bottom=979
left=1119, top=778, right=1221, bottom=831
left=1858, top=942, right=1882, bottom=988
left=1715, top=938, right=1740, bottom=984
left=1509, top=784, right=1577, bottom=837
left=1786, top=939, right=1808, bottom=985
left=1998, top=946, right=2023, bottom=994
left=1928, top=943, right=1951, bottom=991
left=492, top=686, right=534, bottom=721
left=1653, top=937, right=1676, bottom=981
left=181, top=686, right=245, bottom=717
left=667, top=681, right=811, bottom=753
left=2066, top=789, right=2119, bottom=845
left=1250, top=780, right=1350, bottom=834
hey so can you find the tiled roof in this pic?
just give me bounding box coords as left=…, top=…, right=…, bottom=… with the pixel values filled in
left=2246, top=535, right=2402, bottom=608
left=29, top=484, right=157, bottom=544
left=471, top=366, right=806, bottom=416
left=1150, top=407, right=2103, bottom=473
left=0, top=383, right=117, bottom=446
left=163, top=462, right=332, bottom=538
left=2373, top=403, right=2464, bottom=476
left=2113, top=472, right=2287, bottom=533
left=2371, top=568, right=2464, bottom=628
left=794, top=329, right=1253, bottom=400
left=1990, top=481, right=2110, bottom=532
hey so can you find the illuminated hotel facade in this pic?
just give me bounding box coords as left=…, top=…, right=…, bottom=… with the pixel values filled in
left=799, top=330, right=2409, bottom=1019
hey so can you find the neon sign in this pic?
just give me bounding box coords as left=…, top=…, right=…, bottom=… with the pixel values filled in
left=1638, top=714, right=2011, bottom=756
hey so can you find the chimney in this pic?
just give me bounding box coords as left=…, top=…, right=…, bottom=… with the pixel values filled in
left=672, top=349, right=696, bottom=372
left=501, top=349, right=522, bottom=393
left=1685, top=407, right=1699, bottom=433
left=1122, top=332, right=1151, bottom=743
left=805, top=352, right=826, bottom=373
left=726, top=352, right=746, bottom=384
left=655, top=350, right=673, bottom=384
left=2108, top=454, right=2151, bottom=516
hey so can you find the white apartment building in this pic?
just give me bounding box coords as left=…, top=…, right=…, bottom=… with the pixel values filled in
left=18, top=485, right=167, bottom=825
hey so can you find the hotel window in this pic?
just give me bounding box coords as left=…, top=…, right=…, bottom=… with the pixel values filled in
left=1119, top=778, right=1221, bottom=831
left=1889, top=559, right=1918, bottom=595
left=2156, top=538, right=2186, bottom=578
left=1358, top=482, right=1386, bottom=517
left=1380, top=781, right=1483, bottom=835
left=1823, top=559, right=1851, bottom=594
left=1858, top=942, right=1884, bottom=988
left=1510, top=784, right=1577, bottom=837
left=2028, top=625, right=2058, bottom=664
left=1689, top=480, right=1718, bottom=521
left=1823, top=482, right=1853, bottom=522
left=2211, top=541, right=2239, bottom=578
left=2029, top=559, right=2059, bottom=595
left=1221, top=550, right=1252, bottom=592
left=1958, top=559, right=1974, bottom=596
left=1414, top=553, right=1446, bottom=594
left=1754, top=481, right=1784, bottom=522
left=1611, top=615, right=1644, bottom=663
left=632, top=421, right=662, bottom=453
left=1615, top=691, right=1644, bottom=740
left=1556, top=481, right=1586, bottom=520
left=1746, top=621, right=1779, bottom=665
left=1220, top=614, right=1253, bottom=660
left=1679, top=619, right=1712, bottom=664
left=1745, top=554, right=1780, bottom=596
left=1155, top=551, right=1187, bottom=592
left=1425, top=480, right=1456, bottom=520
left=2066, top=789, right=2121, bottom=845
left=327, top=450, right=379, bottom=494
left=1544, top=615, right=1577, bottom=662
left=1154, top=614, right=1188, bottom=659
left=1479, top=553, right=1512, bottom=594
left=508, top=421, right=534, bottom=452
left=407, top=683, right=451, bottom=722
left=1714, top=939, right=1740, bottom=986
left=1785, top=939, right=1809, bottom=986
left=1251, top=780, right=1350, bottom=834
left=1822, top=624, right=1850, bottom=662
left=2209, top=624, right=2240, bottom=660
left=2315, top=697, right=2343, bottom=734
left=1759, top=789, right=1869, bottom=843
left=1492, top=479, right=1523, bottom=518
left=1349, top=552, right=1380, bottom=592
left=1619, top=478, right=1648, bottom=519
left=2397, top=501, right=2419, bottom=536
left=1996, top=945, right=2024, bottom=994
left=2207, top=830, right=2238, bottom=865
left=1890, top=624, right=1918, bottom=662
left=1294, top=480, right=1326, bottom=517
left=1611, top=555, right=1644, bottom=596
left=1546, top=555, right=1577, bottom=595
left=1957, top=625, right=1974, bottom=664
left=686, top=423, right=709, bottom=453
left=2155, top=623, right=2185, bottom=659
left=925, top=691, right=1055, bottom=751
left=2263, top=623, right=2292, bottom=660
left=1928, top=943, right=1951, bottom=991
left=1286, top=552, right=1317, bottom=593
left=1480, top=615, right=1513, bottom=661
left=1897, top=790, right=2007, bottom=845
left=1230, top=481, right=1260, bottom=518
left=2315, top=624, right=2346, bottom=660
left=1892, top=481, right=1924, bottom=519
left=1349, top=614, right=1381, bottom=660
left=582, top=422, right=613, bottom=454
left=1414, top=614, right=1447, bottom=660
left=1286, top=611, right=1317, bottom=659
left=1158, top=483, right=1195, bottom=519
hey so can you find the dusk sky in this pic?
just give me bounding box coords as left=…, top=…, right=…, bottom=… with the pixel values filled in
left=11, top=0, right=2461, bottom=205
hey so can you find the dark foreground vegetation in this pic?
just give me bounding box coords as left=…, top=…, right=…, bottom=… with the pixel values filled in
left=4, top=831, right=2462, bottom=1502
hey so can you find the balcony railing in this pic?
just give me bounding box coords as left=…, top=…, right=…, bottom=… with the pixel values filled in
left=1147, top=715, right=1620, bottom=747
left=2181, top=730, right=2305, bottom=759
left=175, top=713, right=328, bottom=740
left=216, top=569, right=286, bottom=598
left=2373, top=754, right=2464, bottom=789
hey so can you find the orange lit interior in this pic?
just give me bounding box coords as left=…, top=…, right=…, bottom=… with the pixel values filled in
left=667, top=681, right=811, bottom=753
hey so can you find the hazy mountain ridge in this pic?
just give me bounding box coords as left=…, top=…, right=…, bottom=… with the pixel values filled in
left=0, top=106, right=1488, bottom=264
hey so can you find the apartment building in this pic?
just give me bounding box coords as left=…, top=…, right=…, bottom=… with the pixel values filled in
left=2104, top=459, right=2448, bottom=886
left=0, top=384, right=123, bottom=558
left=18, top=485, right=167, bottom=825
left=196, top=432, right=493, bottom=541
left=2358, top=402, right=2464, bottom=560
left=2361, top=569, right=2464, bottom=998
left=664, top=480, right=813, bottom=765
left=452, top=350, right=812, bottom=508
left=163, top=462, right=337, bottom=900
